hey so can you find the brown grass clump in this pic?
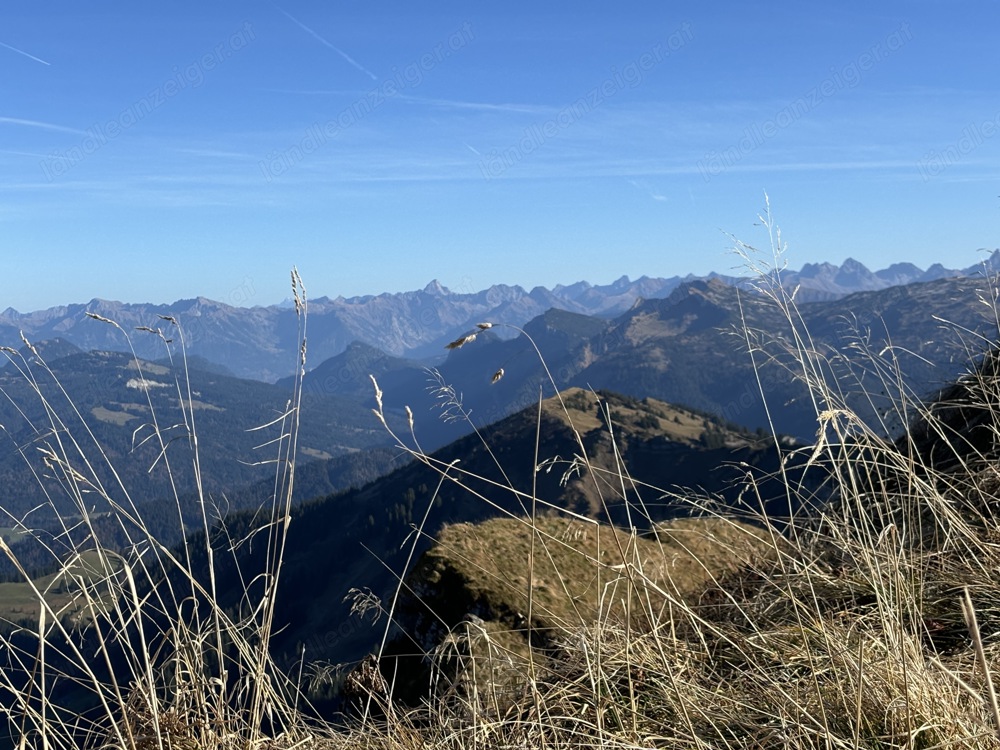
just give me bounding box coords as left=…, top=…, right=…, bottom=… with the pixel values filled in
left=373, top=515, right=777, bottom=710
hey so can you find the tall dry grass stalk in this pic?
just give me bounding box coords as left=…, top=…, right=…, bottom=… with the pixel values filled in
left=0, top=270, right=332, bottom=750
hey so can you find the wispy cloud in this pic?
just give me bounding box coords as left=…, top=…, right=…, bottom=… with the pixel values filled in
left=257, top=87, right=361, bottom=96
left=0, top=41, right=50, bottom=66
left=0, top=116, right=85, bottom=135
left=707, top=159, right=919, bottom=173
left=275, top=7, right=378, bottom=81
left=0, top=148, right=51, bottom=159
left=174, top=147, right=257, bottom=160
left=629, top=178, right=669, bottom=202
left=398, top=94, right=546, bottom=114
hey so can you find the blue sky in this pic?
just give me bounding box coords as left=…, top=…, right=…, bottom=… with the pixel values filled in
left=1, top=2, right=998, bottom=311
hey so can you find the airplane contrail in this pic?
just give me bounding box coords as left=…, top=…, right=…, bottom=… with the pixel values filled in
left=276, top=7, right=378, bottom=81
left=0, top=41, right=50, bottom=65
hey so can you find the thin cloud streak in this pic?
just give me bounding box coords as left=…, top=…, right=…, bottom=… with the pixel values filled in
left=257, top=88, right=362, bottom=96
left=174, top=147, right=258, bottom=160
left=0, top=116, right=85, bottom=135
left=0, top=148, right=51, bottom=158
left=705, top=159, right=922, bottom=173
left=0, top=41, right=50, bottom=65
left=628, top=178, right=669, bottom=202
left=276, top=7, right=379, bottom=81
left=398, top=94, right=547, bottom=114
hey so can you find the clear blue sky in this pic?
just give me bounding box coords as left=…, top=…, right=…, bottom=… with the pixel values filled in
left=2, top=2, right=997, bottom=311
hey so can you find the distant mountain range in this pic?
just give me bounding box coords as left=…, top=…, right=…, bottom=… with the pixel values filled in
left=277, top=274, right=1000, bottom=448
left=2, top=252, right=998, bottom=381
left=4, top=256, right=1000, bottom=709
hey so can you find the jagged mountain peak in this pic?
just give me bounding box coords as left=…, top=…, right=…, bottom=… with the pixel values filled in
left=923, top=263, right=952, bottom=280
left=969, top=249, right=1000, bottom=275
left=876, top=262, right=923, bottom=284
left=552, top=280, right=593, bottom=298
left=609, top=274, right=633, bottom=292
left=834, top=258, right=878, bottom=287
left=423, top=279, right=450, bottom=296
left=798, top=261, right=837, bottom=279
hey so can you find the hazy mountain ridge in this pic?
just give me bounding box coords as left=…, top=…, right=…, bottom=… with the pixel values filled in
left=0, top=346, right=401, bottom=525
left=3, top=252, right=996, bottom=381
left=570, top=274, right=1000, bottom=438
left=297, top=274, right=1000, bottom=447
left=5, top=271, right=990, bottom=539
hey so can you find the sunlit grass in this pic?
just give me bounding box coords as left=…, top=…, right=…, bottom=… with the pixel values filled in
left=4, top=219, right=1000, bottom=749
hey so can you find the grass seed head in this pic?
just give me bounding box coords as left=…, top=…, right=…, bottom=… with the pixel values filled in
left=445, top=333, right=477, bottom=349
left=369, top=374, right=384, bottom=411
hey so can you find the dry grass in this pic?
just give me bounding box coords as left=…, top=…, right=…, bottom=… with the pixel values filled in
left=0, top=270, right=333, bottom=750
left=6, top=213, right=1000, bottom=749
left=343, top=205, right=1000, bottom=748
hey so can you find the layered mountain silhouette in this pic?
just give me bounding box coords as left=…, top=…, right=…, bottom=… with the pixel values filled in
left=0, top=346, right=402, bottom=525
left=286, top=274, right=1000, bottom=446
left=2, top=252, right=997, bottom=381
left=2, top=267, right=997, bottom=543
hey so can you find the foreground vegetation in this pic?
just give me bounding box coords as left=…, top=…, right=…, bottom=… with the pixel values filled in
left=4, top=223, right=1000, bottom=748
left=348, top=286, right=1000, bottom=745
